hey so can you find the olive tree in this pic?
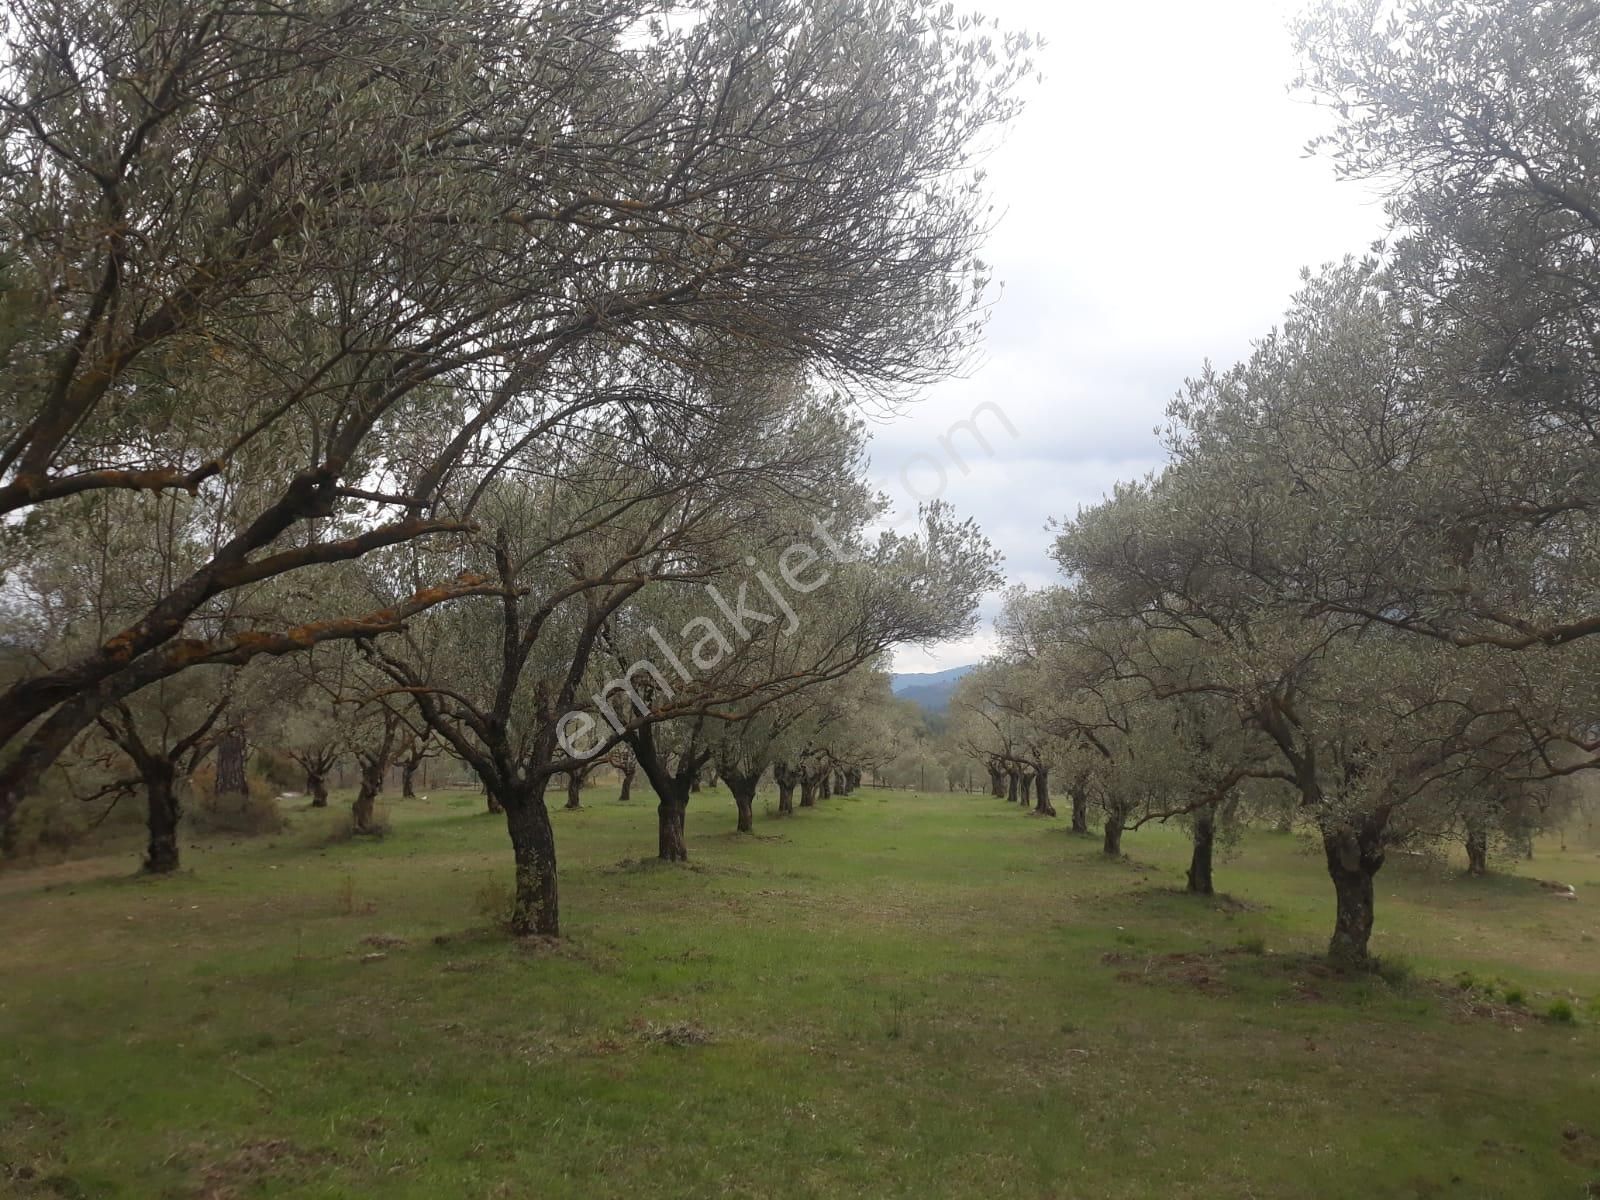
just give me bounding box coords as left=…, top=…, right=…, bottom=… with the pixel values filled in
left=1150, top=1, right=1600, bottom=656
left=615, top=499, right=1001, bottom=861
left=1056, top=464, right=1598, bottom=961
left=0, top=0, right=1030, bottom=836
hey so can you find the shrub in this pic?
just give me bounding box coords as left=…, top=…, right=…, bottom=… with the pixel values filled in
left=5, top=789, right=91, bottom=858
left=472, top=873, right=517, bottom=931
left=3, top=773, right=142, bottom=861
left=1547, top=999, right=1576, bottom=1024
left=251, top=746, right=302, bottom=793
left=187, top=771, right=286, bottom=836
left=1503, top=986, right=1526, bottom=1007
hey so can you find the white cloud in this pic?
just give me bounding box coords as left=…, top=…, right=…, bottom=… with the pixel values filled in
left=883, top=0, right=1387, bottom=672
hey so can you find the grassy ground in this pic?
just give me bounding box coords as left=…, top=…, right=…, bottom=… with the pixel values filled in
left=3, top=785, right=1599, bottom=1199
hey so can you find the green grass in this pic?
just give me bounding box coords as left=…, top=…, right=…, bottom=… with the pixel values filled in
left=3, top=787, right=1599, bottom=1198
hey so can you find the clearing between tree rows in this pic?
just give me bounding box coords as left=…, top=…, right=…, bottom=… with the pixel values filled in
left=3, top=787, right=1598, bottom=1199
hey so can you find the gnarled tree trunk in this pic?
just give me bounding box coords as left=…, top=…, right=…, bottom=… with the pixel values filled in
left=774, top=763, right=797, bottom=815
left=1032, top=765, right=1055, bottom=817
left=618, top=761, right=634, bottom=803
left=1465, top=826, right=1488, bottom=875
left=502, top=784, right=558, bottom=936
left=1006, top=769, right=1019, bottom=804
left=564, top=764, right=589, bottom=810
left=142, top=758, right=181, bottom=875
left=725, top=769, right=761, bottom=833
left=799, top=772, right=818, bottom=808
left=629, top=726, right=700, bottom=861
left=96, top=700, right=225, bottom=875
left=987, top=761, right=1005, bottom=798
left=658, top=791, right=689, bottom=861
left=1070, top=786, right=1089, bottom=834
left=397, top=733, right=433, bottom=799
left=1323, top=823, right=1385, bottom=968
left=1187, top=813, right=1215, bottom=895
left=352, top=755, right=384, bottom=833
left=306, top=769, right=329, bottom=808
left=1102, top=810, right=1123, bottom=857
left=1020, top=772, right=1033, bottom=806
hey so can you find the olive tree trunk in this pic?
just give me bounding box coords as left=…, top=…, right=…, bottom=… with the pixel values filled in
left=352, top=757, right=383, bottom=833
left=725, top=770, right=761, bottom=833
left=142, top=758, right=181, bottom=875
left=1032, top=765, right=1055, bottom=817
left=658, top=792, right=689, bottom=861
left=1102, top=810, right=1124, bottom=857
left=1070, top=785, right=1089, bottom=834
left=502, top=784, right=559, bottom=936
left=628, top=726, right=700, bottom=861
left=1323, top=824, right=1385, bottom=968
left=1186, top=813, right=1215, bottom=895
left=1465, top=826, right=1489, bottom=875
left=774, top=763, right=797, bottom=815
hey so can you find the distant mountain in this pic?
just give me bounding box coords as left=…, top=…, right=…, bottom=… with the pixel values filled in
left=889, top=664, right=975, bottom=715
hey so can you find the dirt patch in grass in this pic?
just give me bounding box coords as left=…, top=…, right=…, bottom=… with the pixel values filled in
left=1561, top=1125, right=1600, bottom=1170
left=1101, top=948, right=1242, bottom=995
left=1439, top=989, right=1540, bottom=1027
left=0, top=1103, right=75, bottom=1196
left=1118, top=886, right=1268, bottom=914
left=629, top=1018, right=715, bottom=1047
left=1098, top=946, right=1540, bottom=1019
left=512, top=934, right=565, bottom=955
left=604, top=857, right=717, bottom=875
left=190, top=1137, right=340, bottom=1199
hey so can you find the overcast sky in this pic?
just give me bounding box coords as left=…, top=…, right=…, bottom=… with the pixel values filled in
left=879, top=0, right=1388, bottom=674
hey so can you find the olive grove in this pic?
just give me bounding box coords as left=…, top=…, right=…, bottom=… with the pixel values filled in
left=0, top=0, right=1031, bottom=842
left=954, top=0, right=1600, bottom=967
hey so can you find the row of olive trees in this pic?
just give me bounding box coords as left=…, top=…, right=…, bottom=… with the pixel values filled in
left=12, top=367, right=1002, bottom=932
left=0, top=1, right=1029, bottom=930
left=958, top=0, right=1600, bottom=968
left=0, top=0, right=1031, bottom=835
